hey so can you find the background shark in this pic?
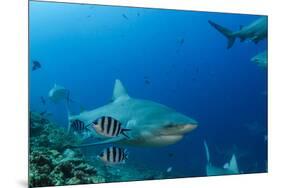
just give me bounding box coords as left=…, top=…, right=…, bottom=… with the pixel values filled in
left=208, top=17, right=267, bottom=49
left=48, top=84, right=70, bottom=103
left=251, top=51, right=268, bottom=68
left=204, top=141, right=239, bottom=176
left=68, top=79, right=198, bottom=147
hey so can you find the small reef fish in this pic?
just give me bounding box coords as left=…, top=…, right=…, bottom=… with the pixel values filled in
left=166, top=167, right=173, bottom=173
left=71, top=119, right=87, bottom=132
left=176, top=37, right=185, bottom=53
left=122, top=14, right=128, bottom=20
left=168, top=153, right=174, bottom=157
left=144, top=79, right=151, bottom=85
left=98, top=146, right=128, bottom=164
left=40, top=110, right=47, bottom=116
left=177, top=37, right=185, bottom=45
left=32, top=60, right=41, bottom=71
left=92, top=116, right=131, bottom=138
left=251, top=51, right=267, bottom=68
left=208, top=17, right=267, bottom=49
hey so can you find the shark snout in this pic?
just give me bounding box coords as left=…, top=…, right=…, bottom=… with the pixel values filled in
left=181, top=123, right=198, bottom=133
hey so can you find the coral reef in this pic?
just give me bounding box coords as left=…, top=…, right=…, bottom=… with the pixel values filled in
left=29, top=112, right=105, bottom=187
left=29, top=111, right=168, bottom=187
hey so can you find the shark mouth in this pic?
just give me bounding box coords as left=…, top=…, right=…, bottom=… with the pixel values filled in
left=136, top=123, right=198, bottom=147
left=159, top=123, right=198, bottom=136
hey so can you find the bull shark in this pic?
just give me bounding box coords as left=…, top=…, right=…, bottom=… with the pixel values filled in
left=68, top=79, right=198, bottom=147
left=48, top=84, right=70, bottom=103
left=204, top=141, right=239, bottom=176
left=208, top=17, right=268, bottom=49
left=251, top=51, right=268, bottom=68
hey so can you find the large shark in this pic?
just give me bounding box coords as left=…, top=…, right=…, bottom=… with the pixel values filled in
left=208, top=17, right=268, bottom=49
left=68, top=79, right=198, bottom=147
left=251, top=51, right=268, bottom=68
left=204, top=141, right=239, bottom=176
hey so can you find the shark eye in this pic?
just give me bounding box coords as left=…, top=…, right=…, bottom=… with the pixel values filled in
left=165, top=123, right=176, bottom=128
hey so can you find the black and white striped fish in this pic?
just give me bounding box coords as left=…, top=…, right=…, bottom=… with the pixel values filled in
left=92, top=116, right=130, bottom=138
left=70, top=119, right=87, bottom=132
left=98, top=146, right=128, bottom=164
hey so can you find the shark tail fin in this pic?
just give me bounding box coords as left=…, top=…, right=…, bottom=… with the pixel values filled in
left=223, top=154, right=239, bottom=174
left=120, top=128, right=131, bottom=139
left=208, top=20, right=236, bottom=49
left=204, top=140, right=210, bottom=163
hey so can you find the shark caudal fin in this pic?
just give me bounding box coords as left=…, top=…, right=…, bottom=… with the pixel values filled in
left=223, top=154, right=239, bottom=174
left=204, top=140, right=210, bottom=163
left=208, top=20, right=236, bottom=49
left=112, top=79, right=130, bottom=102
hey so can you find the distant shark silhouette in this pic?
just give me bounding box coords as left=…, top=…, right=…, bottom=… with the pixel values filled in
left=208, top=17, right=267, bottom=49
left=204, top=140, right=239, bottom=176
left=251, top=51, right=267, bottom=68
left=68, top=79, right=198, bottom=147
left=48, top=84, right=70, bottom=103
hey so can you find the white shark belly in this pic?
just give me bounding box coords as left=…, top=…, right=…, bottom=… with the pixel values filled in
left=119, top=134, right=184, bottom=147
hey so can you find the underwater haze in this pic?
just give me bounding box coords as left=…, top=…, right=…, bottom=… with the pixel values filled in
left=29, top=1, right=267, bottom=187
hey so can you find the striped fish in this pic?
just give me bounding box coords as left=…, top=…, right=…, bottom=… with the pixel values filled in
left=92, top=116, right=130, bottom=138
left=98, top=146, right=128, bottom=164
left=70, top=119, right=86, bottom=132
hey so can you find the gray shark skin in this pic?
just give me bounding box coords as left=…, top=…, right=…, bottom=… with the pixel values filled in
left=209, top=17, right=267, bottom=49
left=251, top=51, right=268, bottom=68
left=68, top=79, right=198, bottom=147
left=204, top=141, right=239, bottom=176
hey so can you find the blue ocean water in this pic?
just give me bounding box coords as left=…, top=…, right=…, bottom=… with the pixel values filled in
left=29, top=1, right=267, bottom=179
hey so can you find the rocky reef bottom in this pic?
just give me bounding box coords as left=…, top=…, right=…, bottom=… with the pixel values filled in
left=29, top=112, right=165, bottom=187
left=29, top=112, right=106, bottom=187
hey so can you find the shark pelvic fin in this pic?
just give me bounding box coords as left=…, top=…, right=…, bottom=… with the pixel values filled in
left=223, top=154, right=239, bottom=173
left=112, top=79, right=130, bottom=102
left=121, top=128, right=131, bottom=139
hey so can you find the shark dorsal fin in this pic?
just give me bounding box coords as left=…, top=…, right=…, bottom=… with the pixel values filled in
left=112, top=79, right=130, bottom=102
left=203, top=140, right=210, bottom=163
left=223, top=154, right=239, bottom=173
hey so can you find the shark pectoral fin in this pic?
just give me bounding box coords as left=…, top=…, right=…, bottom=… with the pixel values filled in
left=68, top=137, right=125, bottom=148
left=250, top=36, right=259, bottom=44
